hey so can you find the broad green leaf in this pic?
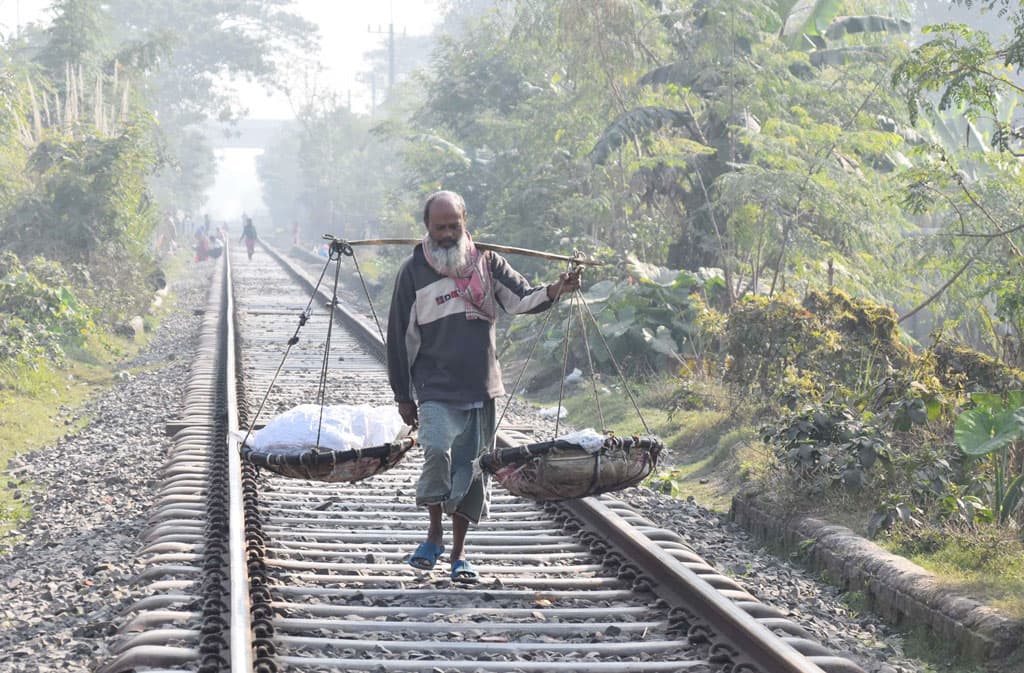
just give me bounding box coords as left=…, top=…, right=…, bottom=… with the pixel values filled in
left=672, top=271, right=701, bottom=291
left=602, top=320, right=634, bottom=338
left=1008, top=391, right=1024, bottom=409
left=589, top=107, right=695, bottom=165
left=970, top=391, right=1024, bottom=413
left=779, top=0, right=843, bottom=45
left=581, top=279, right=617, bottom=303
left=954, top=408, right=1023, bottom=456
left=626, top=254, right=681, bottom=286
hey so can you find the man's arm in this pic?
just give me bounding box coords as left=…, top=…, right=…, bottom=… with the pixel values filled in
left=386, top=261, right=418, bottom=427
left=490, top=254, right=582, bottom=315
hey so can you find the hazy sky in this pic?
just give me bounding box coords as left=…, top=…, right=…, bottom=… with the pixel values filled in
left=0, top=0, right=443, bottom=222
left=0, top=0, right=443, bottom=117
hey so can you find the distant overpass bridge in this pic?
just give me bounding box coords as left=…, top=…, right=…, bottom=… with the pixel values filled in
left=200, top=118, right=293, bottom=150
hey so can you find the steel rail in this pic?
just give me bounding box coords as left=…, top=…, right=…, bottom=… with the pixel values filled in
left=560, top=497, right=826, bottom=673
left=223, top=244, right=255, bottom=671
left=97, top=252, right=234, bottom=673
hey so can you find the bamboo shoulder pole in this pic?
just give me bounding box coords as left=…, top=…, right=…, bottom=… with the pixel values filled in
left=323, top=235, right=603, bottom=266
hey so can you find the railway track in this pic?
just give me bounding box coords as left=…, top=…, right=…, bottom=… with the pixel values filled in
left=97, top=240, right=868, bottom=673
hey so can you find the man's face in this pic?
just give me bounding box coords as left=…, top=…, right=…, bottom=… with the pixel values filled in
left=426, top=198, right=465, bottom=249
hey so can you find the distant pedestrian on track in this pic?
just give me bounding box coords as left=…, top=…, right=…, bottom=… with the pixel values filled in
left=240, top=215, right=258, bottom=260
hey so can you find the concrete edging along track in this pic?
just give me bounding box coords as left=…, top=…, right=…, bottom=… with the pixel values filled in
left=730, top=492, right=1024, bottom=662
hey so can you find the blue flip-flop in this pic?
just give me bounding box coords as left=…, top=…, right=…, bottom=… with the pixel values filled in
left=408, top=541, right=445, bottom=570
left=450, top=559, right=479, bottom=583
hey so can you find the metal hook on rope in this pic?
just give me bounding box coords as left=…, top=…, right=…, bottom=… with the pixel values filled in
left=327, top=237, right=354, bottom=259
left=287, top=308, right=313, bottom=346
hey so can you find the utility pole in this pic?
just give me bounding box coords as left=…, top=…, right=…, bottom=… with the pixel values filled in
left=368, top=1, right=406, bottom=102
left=367, top=23, right=396, bottom=99
left=388, top=21, right=395, bottom=97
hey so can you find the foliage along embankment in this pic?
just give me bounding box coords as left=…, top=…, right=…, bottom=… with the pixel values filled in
left=0, top=0, right=315, bottom=534
left=512, top=255, right=1020, bottom=534
left=507, top=258, right=1024, bottom=626
left=0, top=0, right=314, bottom=380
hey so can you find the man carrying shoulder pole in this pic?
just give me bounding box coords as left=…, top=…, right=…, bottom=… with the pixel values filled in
left=386, top=190, right=580, bottom=583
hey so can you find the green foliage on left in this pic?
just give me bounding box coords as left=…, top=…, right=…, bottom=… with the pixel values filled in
left=0, top=0, right=178, bottom=354
left=4, top=123, right=159, bottom=263
left=0, top=251, right=93, bottom=364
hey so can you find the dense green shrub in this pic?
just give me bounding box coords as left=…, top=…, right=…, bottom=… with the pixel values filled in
left=4, top=125, right=158, bottom=264
left=724, top=295, right=822, bottom=394
left=761, top=400, right=893, bottom=493
left=932, top=341, right=1024, bottom=393
left=724, top=290, right=913, bottom=397
left=0, top=251, right=93, bottom=362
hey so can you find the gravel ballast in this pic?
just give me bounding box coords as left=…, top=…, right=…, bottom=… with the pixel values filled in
left=0, top=262, right=213, bottom=672
left=0, top=259, right=957, bottom=673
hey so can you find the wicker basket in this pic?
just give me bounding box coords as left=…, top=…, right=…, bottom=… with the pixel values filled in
left=479, top=434, right=662, bottom=501
left=242, top=429, right=415, bottom=482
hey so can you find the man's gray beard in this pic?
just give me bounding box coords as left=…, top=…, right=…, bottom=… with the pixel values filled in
left=427, top=234, right=471, bottom=276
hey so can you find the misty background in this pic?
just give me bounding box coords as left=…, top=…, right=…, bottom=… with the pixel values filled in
left=0, top=0, right=446, bottom=227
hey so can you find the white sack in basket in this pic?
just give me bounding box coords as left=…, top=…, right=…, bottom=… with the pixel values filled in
left=556, top=428, right=606, bottom=452
left=244, top=403, right=405, bottom=452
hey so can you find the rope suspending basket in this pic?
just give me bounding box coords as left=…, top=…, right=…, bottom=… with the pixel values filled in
left=475, top=249, right=664, bottom=502
left=238, top=239, right=414, bottom=483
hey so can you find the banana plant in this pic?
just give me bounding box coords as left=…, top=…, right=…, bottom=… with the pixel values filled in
left=953, top=391, right=1024, bottom=526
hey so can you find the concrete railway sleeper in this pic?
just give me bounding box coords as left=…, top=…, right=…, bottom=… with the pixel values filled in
left=97, top=240, right=869, bottom=673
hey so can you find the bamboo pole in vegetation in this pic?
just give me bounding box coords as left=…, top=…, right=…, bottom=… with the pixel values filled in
left=110, top=61, right=119, bottom=132
left=120, top=79, right=130, bottom=125
left=64, top=63, right=74, bottom=128
left=42, top=86, right=51, bottom=127
left=25, top=76, right=41, bottom=139
left=77, top=64, right=85, bottom=125
left=94, top=73, right=104, bottom=134
left=14, top=92, right=33, bottom=146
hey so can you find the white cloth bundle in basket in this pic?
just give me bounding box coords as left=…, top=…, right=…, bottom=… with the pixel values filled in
left=245, top=403, right=405, bottom=451
left=239, top=404, right=414, bottom=483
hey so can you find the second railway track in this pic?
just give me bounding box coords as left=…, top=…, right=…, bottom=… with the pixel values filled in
left=98, top=240, right=870, bottom=673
